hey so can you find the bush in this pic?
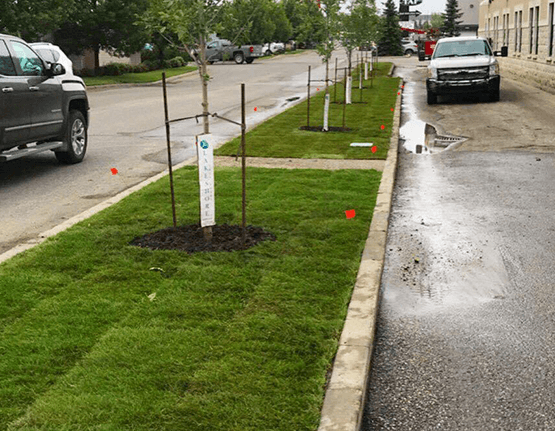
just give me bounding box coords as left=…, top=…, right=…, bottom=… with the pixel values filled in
left=168, top=56, right=186, bottom=68
left=102, top=62, right=132, bottom=76
left=141, top=59, right=160, bottom=71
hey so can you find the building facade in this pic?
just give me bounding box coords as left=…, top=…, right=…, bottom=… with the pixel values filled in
left=479, top=0, right=555, bottom=92
left=459, top=0, right=480, bottom=36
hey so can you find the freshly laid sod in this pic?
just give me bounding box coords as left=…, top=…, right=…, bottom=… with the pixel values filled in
left=1, top=166, right=381, bottom=430
left=216, top=61, right=399, bottom=160
left=83, top=66, right=197, bottom=86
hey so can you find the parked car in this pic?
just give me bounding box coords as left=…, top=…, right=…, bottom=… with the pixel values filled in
left=30, top=42, right=73, bottom=74
left=425, top=36, right=507, bottom=104
left=402, top=39, right=418, bottom=56
left=204, top=38, right=264, bottom=64
left=0, top=33, right=89, bottom=163
left=263, top=42, right=285, bottom=56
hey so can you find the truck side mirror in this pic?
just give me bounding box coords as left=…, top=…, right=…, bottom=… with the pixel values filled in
left=494, top=46, right=508, bottom=57
left=46, top=62, right=66, bottom=78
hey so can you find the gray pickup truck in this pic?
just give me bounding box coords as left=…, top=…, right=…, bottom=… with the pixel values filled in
left=0, top=33, right=89, bottom=163
left=205, top=39, right=264, bottom=64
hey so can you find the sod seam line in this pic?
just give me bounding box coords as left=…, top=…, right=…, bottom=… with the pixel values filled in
left=317, top=77, right=403, bottom=431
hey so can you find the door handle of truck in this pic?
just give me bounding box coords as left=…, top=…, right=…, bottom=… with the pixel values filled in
left=29, top=86, right=40, bottom=92
left=2, top=87, right=14, bottom=93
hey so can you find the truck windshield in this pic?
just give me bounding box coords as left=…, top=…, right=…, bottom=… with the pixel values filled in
left=433, top=40, right=491, bottom=59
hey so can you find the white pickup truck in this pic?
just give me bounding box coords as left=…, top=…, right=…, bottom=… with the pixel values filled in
left=205, top=39, right=264, bottom=64
left=425, top=36, right=508, bottom=104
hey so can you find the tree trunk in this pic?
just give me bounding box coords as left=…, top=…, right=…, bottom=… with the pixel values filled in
left=94, top=47, right=100, bottom=75
left=199, top=34, right=210, bottom=134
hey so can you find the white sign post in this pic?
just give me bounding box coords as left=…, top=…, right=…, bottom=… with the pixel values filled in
left=196, top=134, right=216, bottom=228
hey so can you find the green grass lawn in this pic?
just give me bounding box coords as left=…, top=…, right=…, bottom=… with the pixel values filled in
left=83, top=66, right=197, bottom=86
left=216, top=62, right=399, bottom=160
left=1, top=166, right=381, bottom=430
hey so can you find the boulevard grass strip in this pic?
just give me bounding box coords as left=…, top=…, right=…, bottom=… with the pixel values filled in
left=1, top=166, right=381, bottom=431
left=83, top=65, right=197, bottom=86
left=216, top=61, right=399, bottom=160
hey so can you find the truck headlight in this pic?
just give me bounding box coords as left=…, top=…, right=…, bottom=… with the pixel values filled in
left=427, top=67, right=437, bottom=79
left=489, top=63, right=499, bottom=75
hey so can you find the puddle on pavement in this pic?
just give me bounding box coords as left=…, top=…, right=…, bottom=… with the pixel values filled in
left=399, top=82, right=467, bottom=154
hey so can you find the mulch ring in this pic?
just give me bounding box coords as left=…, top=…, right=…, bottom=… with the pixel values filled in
left=299, top=126, right=351, bottom=132
left=130, top=223, right=276, bottom=253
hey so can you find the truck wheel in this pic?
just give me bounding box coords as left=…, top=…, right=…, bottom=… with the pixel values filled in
left=245, top=58, right=254, bottom=64
left=427, top=90, right=437, bottom=105
left=55, top=110, right=87, bottom=164
left=234, top=53, right=244, bottom=64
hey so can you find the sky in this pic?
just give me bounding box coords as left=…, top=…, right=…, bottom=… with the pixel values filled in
left=375, top=0, right=447, bottom=16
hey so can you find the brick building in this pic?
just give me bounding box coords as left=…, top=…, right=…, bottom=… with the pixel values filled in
left=479, top=0, right=555, bottom=92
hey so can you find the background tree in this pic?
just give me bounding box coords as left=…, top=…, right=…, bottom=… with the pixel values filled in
left=54, top=0, right=150, bottom=72
left=269, top=2, right=293, bottom=43
left=219, top=0, right=281, bottom=45
left=431, top=12, right=445, bottom=30
left=441, top=0, right=463, bottom=37
left=377, top=0, right=403, bottom=56
left=283, top=0, right=326, bottom=46
left=0, top=0, right=75, bottom=41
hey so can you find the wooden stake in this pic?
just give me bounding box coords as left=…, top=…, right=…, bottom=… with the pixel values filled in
left=307, top=65, right=311, bottom=128
left=241, top=83, right=246, bottom=245
left=162, top=72, right=177, bottom=228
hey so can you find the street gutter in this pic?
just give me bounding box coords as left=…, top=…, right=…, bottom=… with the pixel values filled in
left=318, top=64, right=402, bottom=431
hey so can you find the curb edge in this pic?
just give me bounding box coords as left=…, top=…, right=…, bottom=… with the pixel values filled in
left=317, top=76, right=403, bottom=431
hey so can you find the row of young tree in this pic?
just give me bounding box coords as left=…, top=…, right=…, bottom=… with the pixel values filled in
left=0, top=0, right=361, bottom=71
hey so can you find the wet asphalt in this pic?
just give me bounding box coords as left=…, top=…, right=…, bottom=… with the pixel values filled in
left=362, top=60, right=555, bottom=430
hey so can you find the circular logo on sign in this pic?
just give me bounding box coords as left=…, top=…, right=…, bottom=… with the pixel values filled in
left=200, top=140, right=209, bottom=149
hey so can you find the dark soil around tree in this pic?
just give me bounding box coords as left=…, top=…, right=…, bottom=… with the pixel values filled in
left=299, top=126, right=352, bottom=132
left=130, top=223, right=276, bottom=253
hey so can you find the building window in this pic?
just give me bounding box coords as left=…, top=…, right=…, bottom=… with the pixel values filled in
left=530, top=7, right=534, bottom=54
left=550, top=3, right=555, bottom=56
left=535, top=6, right=540, bottom=55
left=518, top=10, right=523, bottom=52
left=503, top=13, right=509, bottom=47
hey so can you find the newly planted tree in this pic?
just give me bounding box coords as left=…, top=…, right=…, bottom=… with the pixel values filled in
left=315, top=0, right=341, bottom=131
left=143, top=0, right=226, bottom=135
left=339, top=0, right=379, bottom=103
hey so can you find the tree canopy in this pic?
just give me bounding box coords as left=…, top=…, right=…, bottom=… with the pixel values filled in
left=283, top=0, right=325, bottom=46
left=219, top=0, right=292, bottom=45
left=0, top=0, right=75, bottom=41
left=377, top=0, right=403, bottom=56
left=53, top=0, right=150, bottom=70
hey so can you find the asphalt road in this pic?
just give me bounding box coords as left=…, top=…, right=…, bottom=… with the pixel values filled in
left=0, top=51, right=346, bottom=254
left=363, top=58, right=555, bottom=430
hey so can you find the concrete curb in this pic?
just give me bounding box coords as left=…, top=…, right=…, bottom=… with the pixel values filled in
left=86, top=69, right=198, bottom=92
left=317, top=77, right=402, bottom=431
left=0, top=157, right=196, bottom=265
